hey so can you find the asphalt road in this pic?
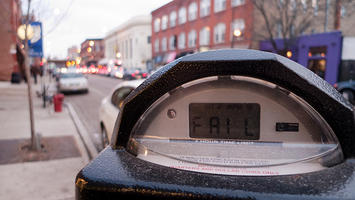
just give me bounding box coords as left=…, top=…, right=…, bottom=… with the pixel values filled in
left=64, top=74, right=122, bottom=150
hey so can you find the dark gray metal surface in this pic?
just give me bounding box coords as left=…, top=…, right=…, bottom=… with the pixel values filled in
left=76, top=147, right=355, bottom=200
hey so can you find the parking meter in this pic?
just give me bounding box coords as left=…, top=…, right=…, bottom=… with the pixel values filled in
left=75, top=49, right=355, bottom=200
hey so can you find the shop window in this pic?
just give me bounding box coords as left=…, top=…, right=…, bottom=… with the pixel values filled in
left=308, top=59, right=326, bottom=78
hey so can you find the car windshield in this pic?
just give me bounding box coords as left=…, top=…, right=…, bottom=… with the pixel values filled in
left=60, top=73, right=84, bottom=79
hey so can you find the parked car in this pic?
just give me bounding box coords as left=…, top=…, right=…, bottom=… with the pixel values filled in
left=123, top=68, right=147, bottom=80
left=99, top=79, right=144, bottom=148
left=334, top=80, right=354, bottom=104
left=57, top=72, right=89, bottom=93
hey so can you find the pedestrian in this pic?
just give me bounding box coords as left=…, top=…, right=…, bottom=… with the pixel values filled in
left=31, top=65, right=39, bottom=84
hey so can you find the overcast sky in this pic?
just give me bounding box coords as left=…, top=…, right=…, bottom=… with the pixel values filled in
left=24, top=0, right=169, bottom=59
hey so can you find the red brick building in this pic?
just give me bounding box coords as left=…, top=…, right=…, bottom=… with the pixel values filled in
left=0, top=0, right=23, bottom=82
left=79, top=39, right=105, bottom=66
left=151, top=0, right=254, bottom=65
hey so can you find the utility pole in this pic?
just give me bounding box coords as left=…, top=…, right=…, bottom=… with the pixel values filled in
left=23, top=0, right=40, bottom=151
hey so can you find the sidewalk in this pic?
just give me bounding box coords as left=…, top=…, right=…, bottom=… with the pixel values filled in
left=0, top=77, right=90, bottom=200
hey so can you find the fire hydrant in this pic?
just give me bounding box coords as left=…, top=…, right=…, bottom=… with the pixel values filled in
left=53, top=93, right=64, bottom=112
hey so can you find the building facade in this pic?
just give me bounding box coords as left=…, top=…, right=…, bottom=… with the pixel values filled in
left=0, top=0, right=23, bottom=82
left=80, top=39, right=104, bottom=66
left=104, top=15, right=152, bottom=70
left=67, top=45, right=80, bottom=60
left=151, top=0, right=253, bottom=65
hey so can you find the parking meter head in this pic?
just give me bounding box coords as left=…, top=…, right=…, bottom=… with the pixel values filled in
left=111, top=49, right=354, bottom=176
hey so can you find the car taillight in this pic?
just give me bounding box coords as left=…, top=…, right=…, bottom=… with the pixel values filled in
left=131, top=73, right=136, bottom=77
left=333, top=83, right=338, bottom=89
left=143, top=73, right=147, bottom=78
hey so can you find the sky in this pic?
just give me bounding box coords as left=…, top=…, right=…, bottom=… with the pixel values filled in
left=24, top=0, right=170, bottom=59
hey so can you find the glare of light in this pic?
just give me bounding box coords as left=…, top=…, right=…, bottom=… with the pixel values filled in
left=116, top=52, right=121, bottom=58
left=233, top=29, right=242, bottom=37
left=286, top=51, right=292, bottom=58
left=144, top=150, right=148, bottom=156
left=75, top=57, right=81, bottom=65
left=308, top=52, right=312, bottom=57
left=89, top=41, right=95, bottom=47
left=321, top=53, right=325, bottom=57
left=76, top=48, right=81, bottom=53
left=17, top=24, right=34, bottom=40
left=87, top=47, right=92, bottom=53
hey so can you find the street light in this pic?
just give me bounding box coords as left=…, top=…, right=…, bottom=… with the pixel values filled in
left=233, top=29, right=242, bottom=38
left=89, top=40, right=95, bottom=47
left=231, top=28, right=243, bottom=48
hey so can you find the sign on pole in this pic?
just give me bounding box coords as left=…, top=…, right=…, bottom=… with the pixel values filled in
left=28, top=22, right=43, bottom=57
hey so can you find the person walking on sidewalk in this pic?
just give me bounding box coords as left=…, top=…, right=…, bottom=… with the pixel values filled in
left=31, top=65, right=40, bottom=84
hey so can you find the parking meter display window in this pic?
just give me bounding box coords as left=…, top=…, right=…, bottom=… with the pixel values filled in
left=189, top=103, right=260, bottom=140
left=127, top=76, right=343, bottom=176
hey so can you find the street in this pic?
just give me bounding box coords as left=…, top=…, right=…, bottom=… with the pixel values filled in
left=64, top=75, right=122, bottom=150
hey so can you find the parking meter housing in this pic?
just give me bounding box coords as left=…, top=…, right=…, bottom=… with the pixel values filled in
left=76, top=49, right=355, bottom=200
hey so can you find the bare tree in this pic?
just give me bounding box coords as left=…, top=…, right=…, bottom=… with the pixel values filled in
left=251, top=0, right=325, bottom=54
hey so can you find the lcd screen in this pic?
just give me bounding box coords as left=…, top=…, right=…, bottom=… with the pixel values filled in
left=189, top=103, right=260, bottom=140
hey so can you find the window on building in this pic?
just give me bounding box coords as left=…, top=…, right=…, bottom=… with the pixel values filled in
left=188, top=2, right=198, bottom=21
left=199, top=26, right=210, bottom=46
left=277, top=23, right=282, bottom=38
left=170, top=11, right=177, bottom=27
left=200, top=0, right=211, bottom=17
left=130, top=38, right=133, bottom=59
left=214, top=23, right=226, bottom=44
left=301, top=0, right=307, bottom=11
left=341, top=5, right=346, bottom=18
left=162, top=37, right=167, bottom=52
left=178, top=32, right=186, bottom=49
left=178, top=7, right=187, bottom=24
left=169, top=35, right=177, bottom=50
left=290, top=0, right=297, bottom=11
left=312, top=0, right=318, bottom=16
left=231, top=19, right=245, bottom=39
left=154, top=39, right=159, bottom=53
left=161, top=15, right=168, bottom=30
left=147, top=36, right=151, bottom=44
left=214, top=0, right=226, bottom=13
left=188, top=30, right=197, bottom=48
left=231, top=0, right=245, bottom=7
left=125, top=40, right=128, bottom=58
left=154, top=18, right=160, bottom=32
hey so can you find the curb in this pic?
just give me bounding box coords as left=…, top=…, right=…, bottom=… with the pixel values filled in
left=65, top=102, right=98, bottom=160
